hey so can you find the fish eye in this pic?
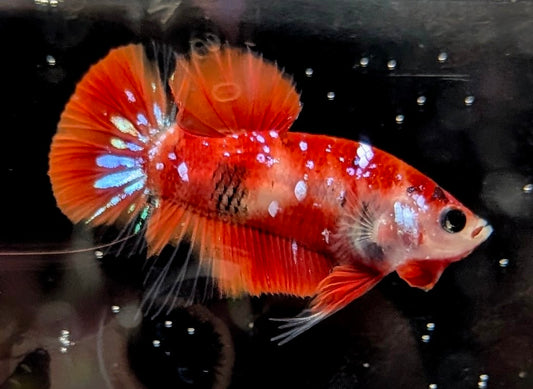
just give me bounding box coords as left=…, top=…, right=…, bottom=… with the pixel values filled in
left=440, top=208, right=466, bottom=233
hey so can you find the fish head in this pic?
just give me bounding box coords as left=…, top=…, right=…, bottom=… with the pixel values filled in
left=372, top=182, right=492, bottom=290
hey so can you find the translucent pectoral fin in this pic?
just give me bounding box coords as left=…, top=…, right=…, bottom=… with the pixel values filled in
left=271, top=264, right=384, bottom=345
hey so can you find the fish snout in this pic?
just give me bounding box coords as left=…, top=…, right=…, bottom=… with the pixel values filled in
left=471, top=220, right=493, bottom=240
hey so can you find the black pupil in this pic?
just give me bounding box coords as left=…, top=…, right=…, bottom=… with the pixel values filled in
left=441, top=209, right=466, bottom=233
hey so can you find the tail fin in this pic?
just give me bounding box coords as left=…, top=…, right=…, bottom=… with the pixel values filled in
left=170, top=40, right=301, bottom=137
left=49, top=44, right=172, bottom=227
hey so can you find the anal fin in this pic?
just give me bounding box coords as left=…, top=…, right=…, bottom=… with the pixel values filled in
left=142, top=199, right=332, bottom=315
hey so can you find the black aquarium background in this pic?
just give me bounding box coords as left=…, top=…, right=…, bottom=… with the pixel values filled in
left=0, top=1, right=532, bottom=388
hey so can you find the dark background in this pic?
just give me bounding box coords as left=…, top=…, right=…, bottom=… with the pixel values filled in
left=0, top=1, right=532, bottom=388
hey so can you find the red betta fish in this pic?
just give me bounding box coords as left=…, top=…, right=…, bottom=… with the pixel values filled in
left=48, top=41, right=492, bottom=344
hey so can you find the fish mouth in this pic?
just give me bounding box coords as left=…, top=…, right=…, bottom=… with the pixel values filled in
left=471, top=220, right=493, bottom=240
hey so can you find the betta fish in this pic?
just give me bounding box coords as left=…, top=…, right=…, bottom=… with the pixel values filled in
left=48, top=39, right=492, bottom=344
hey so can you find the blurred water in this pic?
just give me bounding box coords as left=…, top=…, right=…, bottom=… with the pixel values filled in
left=0, top=1, right=532, bottom=388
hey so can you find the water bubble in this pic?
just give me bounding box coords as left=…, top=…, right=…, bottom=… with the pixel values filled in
left=417, top=95, right=427, bottom=106
left=94, top=250, right=104, bottom=259
left=164, top=320, right=173, bottom=328
left=522, top=183, right=533, bottom=193
left=58, top=329, right=74, bottom=352
left=187, top=327, right=195, bottom=335
left=426, top=322, right=436, bottom=331
left=46, top=55, right=56, bottom=66
left=360, top=57, right=369, bottom=67
left=305, top=68, right=314, bottom=77
left=499, top=258, right=509, bottom=268
left=387, top=59, right=397, bottom=70
left=152, top=339, right=161, bottom=347
left=464, top=95, right=475, bottom=106
left=111, top=305, right=120, bottom=314
left=395, top=114, right=405, bottom=124
left=327, top=91, right=335, bottom=101
left=437, top=52, right=448, bottom=63
left=421, top=334, right=430, bottom=343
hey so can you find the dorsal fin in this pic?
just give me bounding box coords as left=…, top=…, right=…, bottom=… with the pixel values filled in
left=170, top=41, right=301, bottom=137
left=142, top=199, right=332, bottom=315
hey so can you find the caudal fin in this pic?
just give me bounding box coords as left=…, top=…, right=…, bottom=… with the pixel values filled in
left=49, top=44, right=172, bottom=228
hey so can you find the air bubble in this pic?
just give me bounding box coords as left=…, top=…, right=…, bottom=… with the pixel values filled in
left=499, top=258, right=509, bottom=268
left=437, top=52, right=448, bottom=63
left=421, top=334, right=430, bottom=343
left=518, top=371, right=527, bottom=378
left=362, top=362, right=370, bottom=368
left=152, top=339, right=161, bottom=347
left=164, top=320, right=173, bottom=328
left=305, top=68, right=314, bottom=77
left=522, top=183, right=533, bottom=193
left=478, top=382, right=487, bottom=389
left=187, top=327, right=195, bottom=335
left=360, top=57, right=369, bottom=67
left=94, top=250, right=104, bottom=259
left=464, top=95, right=475, bottom=106
left=479, top=374, right=489, bottom=382
left=327, top=91, right=335, bottom=101
left=248, top=321, right=254, bottom=329
left=387, top=59, right=397, bottom=70
left=429, top=385, right=438, bottom=389
left=46, top=55, right=56, bottom=66
left=111, top=305, right=120, bottom=314
left=426, top=322, right=435, bottom=331
left=417, top=96, right=427, bottom=106
left=395, top=114, right=405, bottom=124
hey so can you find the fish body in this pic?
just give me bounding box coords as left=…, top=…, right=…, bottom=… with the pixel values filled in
left=48, top=41, right=492, bottom=343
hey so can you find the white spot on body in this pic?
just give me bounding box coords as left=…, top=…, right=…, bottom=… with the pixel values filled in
left=256, top=153, right=266, bottom=163
left=177, top=162, right=189, bottom=182
left=155, top=162, right=164, bottom=170
left=269, top=130, right=279, bottom=138
left=394, top=201, right=418, bottom=234
left=321, top=228, right=330, bottom=244
left=326, top=177, right=334, bottom=186
left=294, top=180, right=308, bottom=201
left=256, top=134, right=265, bottom=143
left=268, top=201, right=279, bottom=217
left=263, top=145, right=270, bottom=153
left=355, top=143, right=374, bottom=169
left=223, top=151, right=230, bottom=157
left=299, top=141, right=308, bottom=151
left=346, top=167, right=355, bottom=176
left=306, top=160, right=314, bottom=169
left=168, top=152, right=177, bottom=160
